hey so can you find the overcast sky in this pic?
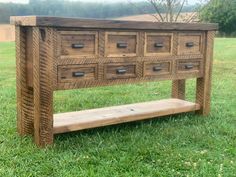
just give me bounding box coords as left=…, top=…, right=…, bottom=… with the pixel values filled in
left=0, top=0, right=199, bottom=5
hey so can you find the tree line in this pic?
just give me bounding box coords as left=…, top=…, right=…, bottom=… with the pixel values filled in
left=0, top=0, right=235, bottom=36
left=0, top=0, right=195, bottom=23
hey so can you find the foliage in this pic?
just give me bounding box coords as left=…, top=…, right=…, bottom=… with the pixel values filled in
left=200, top=0, right=236, bottom=36
left=0, top=38, right=236, bottom=176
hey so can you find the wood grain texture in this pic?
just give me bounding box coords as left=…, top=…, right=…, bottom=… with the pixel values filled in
left=10, top=16, right=218, bottom=31
left=176, top=59, right=203, bottom=75
left=143, top=61, right=172, bottom=77
left=177, top=32, right=203, bottom=55
left=54, top=98, right=201, bottom=134
left=52, top=28, right=58, bottom=89
left=105, top=31, right=138, bottom=57
left=172, top=31, right=185, bottom=100
left=33, top=27, right=54, bottom=147
left=56, top=54, right=204, bottom=65
left=25, top=28, right=33, bottom=88
left=144, top=32, right=173, bottom=56
left=58, top=31, right=98, bottom=58
left=104, top=63, right=137, bottom=80
left=58, top=64, right=98, bottom=83
left=172, top=80, right=186, bottom=100
left=196, top=31, right=215, bottom=115
left=16, top=26, right=34, bottom=136
left=98, top=30, right=105, bottom=58
left=56, top=73, right=203, bottom=91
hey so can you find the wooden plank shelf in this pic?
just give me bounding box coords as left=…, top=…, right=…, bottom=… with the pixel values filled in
left=53, top=98, right=200, bottom=134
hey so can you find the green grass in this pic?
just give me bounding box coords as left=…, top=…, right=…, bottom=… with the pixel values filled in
left=0, top=38, right=236, bottom=176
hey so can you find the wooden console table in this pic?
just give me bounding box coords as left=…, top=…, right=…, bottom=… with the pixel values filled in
left=11, top=16, right=218, bottom=147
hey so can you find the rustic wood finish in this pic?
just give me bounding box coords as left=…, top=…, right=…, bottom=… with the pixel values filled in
left=144, top=32, right=173, bottom=56
left=13, top=16, right=217, bottom=147
left=177, top=59, right=202, bottom=74
left=172, top=80, right=186, bottom=100
left=143, top=61, right=172, bottom=77
left=58, top=64, right=98, bottom=83
left=58, top=31, right=98, bottom=58
left=32, top=27, right=54, bottom=147
left=196, top=31, right=215, bottom=115
left=177, top=32, right=203, bottom=55
left=105, top=31, right=138, bottom=57
left=10, top=16, right=218, bottom=30
left=16, top=26, right=34, bottom=135
left=104, top=63, right=137, bottom=80
left=54, top=99, right=200, bottom=134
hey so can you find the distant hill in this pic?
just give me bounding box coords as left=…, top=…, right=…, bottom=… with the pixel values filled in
left=115, top=12, right=199, bottom=23
left=0, top=24, right=15, bottom=42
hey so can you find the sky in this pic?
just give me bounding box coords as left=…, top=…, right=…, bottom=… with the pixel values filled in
left=0, top=0, right=199, bottom=5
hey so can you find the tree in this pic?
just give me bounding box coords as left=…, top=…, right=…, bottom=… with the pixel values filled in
left=128, top=0, right=208, bottom=23
left=148, top=0, right=188, bottom=22
left=200, top=0, right=236, bottom=35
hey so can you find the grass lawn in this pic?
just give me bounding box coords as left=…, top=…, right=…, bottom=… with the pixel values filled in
left=0, top=38, right=235, bottom=176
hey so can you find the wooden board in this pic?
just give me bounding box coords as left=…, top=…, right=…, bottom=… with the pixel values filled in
left=53, top=98, right=200, bottom=134
left=10, top=16, right=218, bottom=31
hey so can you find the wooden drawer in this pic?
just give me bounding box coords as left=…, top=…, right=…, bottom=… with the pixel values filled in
left=58, top=64, right=98, bottom=83
left=58, top=31, right=98, bottom=58
left=144, top=33, right=173, bottom=56
left=105, top=32, right=138, bottom=57
left=104, top=63, right=137, bottom=79
left=177, top=59, right=202, bottom=74
left=177, top=32, right=203, bottom=55
left=144, top=61, right=171, bottom=77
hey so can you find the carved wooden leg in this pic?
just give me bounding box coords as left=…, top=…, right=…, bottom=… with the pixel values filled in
left=16, top=26, right=34, bottom=136
left=33, top=27, right=54, bottom=147
left=172, top=79, right=186, bottom=100
left=196, top=31, right=215, bottom=116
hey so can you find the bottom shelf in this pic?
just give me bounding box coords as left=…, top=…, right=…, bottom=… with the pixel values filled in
left=53, top=98, right=200, bottom=134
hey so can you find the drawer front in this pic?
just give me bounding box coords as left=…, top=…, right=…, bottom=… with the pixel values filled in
left=58, top=31, right=98, bottom=58
left=105, top=63, right=137, bottom=79
left=58, top=64, right=98, bottom=83
left=145, top=33, right=173, bottom=56
left=105, top=32, right=138, bottom=57
left=177, top=59, right=202, bottom=74
left=144, top=61, right=171, bottom=77
left=178, top=32, right=203, bottom=55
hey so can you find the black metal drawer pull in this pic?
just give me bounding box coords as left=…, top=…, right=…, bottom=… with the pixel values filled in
left=153, top=66, right=162, bottom=72
left=185, top=64, right=194, bottom=69
left=117, top=42, right=128, bottom=48
left=154, top=43, right=164, bottom=48
left=116, top=68, right=127, bottom=74
left=72, top=71, right=85, bottom=77
left=71, top=43, right=84, bottom=48
left=186, top=42, right=194, bottom=47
